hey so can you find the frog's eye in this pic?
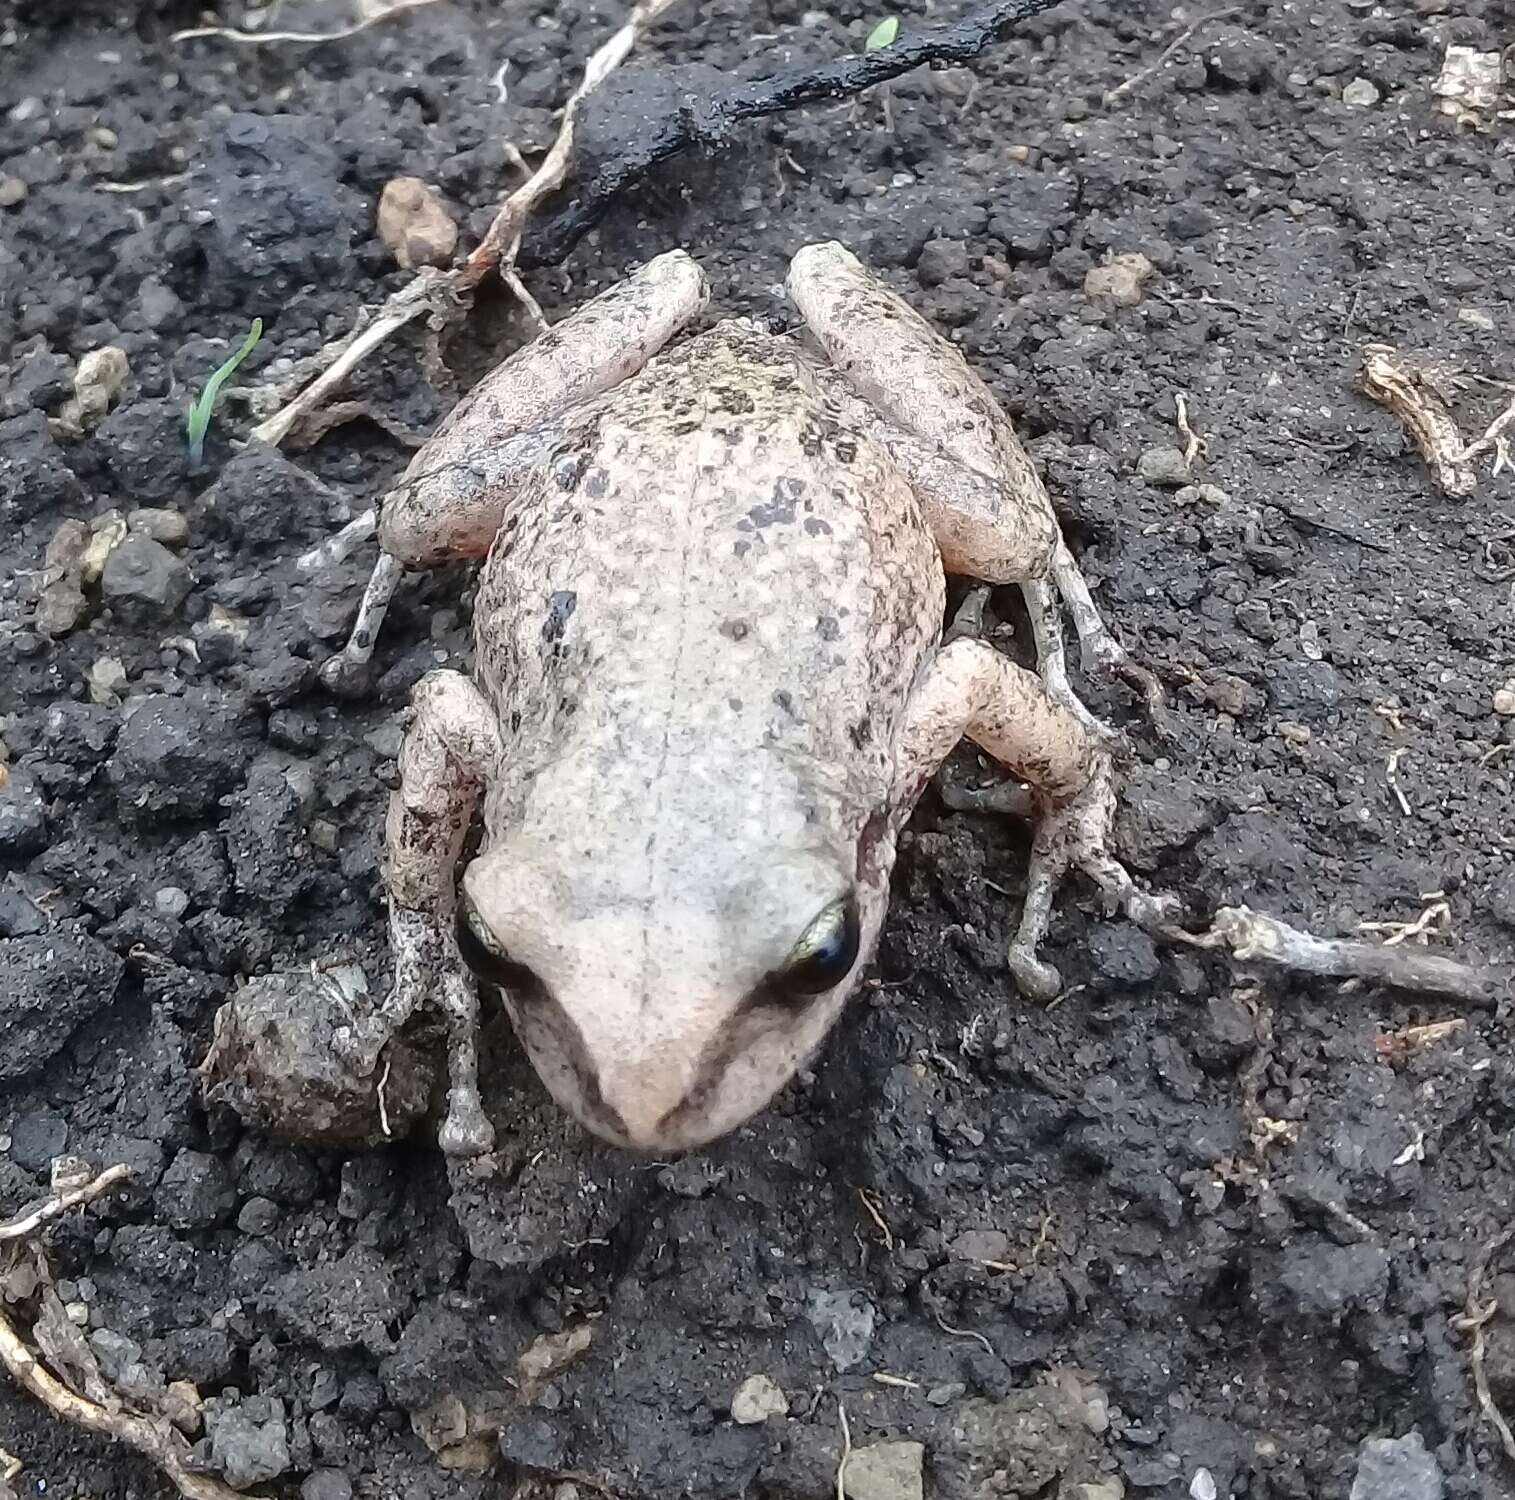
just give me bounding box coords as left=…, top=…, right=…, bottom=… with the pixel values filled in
left=778, top=894, right=861, bottom=996
left=454, top=899, right=536, bottom=994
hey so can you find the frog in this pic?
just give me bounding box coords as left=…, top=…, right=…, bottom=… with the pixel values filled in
left=312, top=242, right=1170, bottom=1157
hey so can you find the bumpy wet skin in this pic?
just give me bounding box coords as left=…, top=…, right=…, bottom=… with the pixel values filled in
left=1, top=2, right=1513, bottom=1497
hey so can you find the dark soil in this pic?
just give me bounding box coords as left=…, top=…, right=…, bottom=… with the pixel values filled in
left=3, top=1, right=1514, bottom=1498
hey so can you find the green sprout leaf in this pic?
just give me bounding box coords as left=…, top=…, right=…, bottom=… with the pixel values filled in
left=186, top=317, right=263, bottom=467
left=864, top=15, right=899, bottom=51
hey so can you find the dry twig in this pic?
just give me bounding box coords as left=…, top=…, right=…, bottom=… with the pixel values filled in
left=1359, top=344, right=1477, bottom=497
left=1169, top=904, right=1502, bottom=1008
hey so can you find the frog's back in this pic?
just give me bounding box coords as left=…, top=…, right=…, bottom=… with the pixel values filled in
left=472, top=322, right=943, bottom=846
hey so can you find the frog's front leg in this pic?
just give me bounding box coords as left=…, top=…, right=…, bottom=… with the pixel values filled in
left=339, top=668, right=503, bottom=1156
left=894, top=639, right=1176, bottom=1001
left=312, top=249, right=709, bottom=687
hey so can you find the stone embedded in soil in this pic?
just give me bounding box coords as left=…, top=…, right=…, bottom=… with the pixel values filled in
left=204, top=1394, right=292, bottom=1491
left=301, top=1471, right=354, bottom=1500
left=1276, top=1240, right=1389, bottom=1320
left=100, top=534, right=192, bottom=621
left=805, top=1288, right=877, bottom=1371
left=843, top=1440, right=925, bottom=1500
left=202, top=969, right=433, bottom=1149
left=155, top=1148, right=236, bottom=1228
left=108, top=691, right=255, bottom=825
left=1084, top=253, right=1155, bottom=306
left=127, top=506, right=190, bottom=546
left=1136, top=446, right=1192, bottom=487
left=0, top=409, right=84, bottom=523
left=1349, top=1431, right=1443, bottom=1500
left=0, top=931, right=124, bottom=1080
left=0, top=766, right=48, bottom=858
left=9, top=1106, right=67, bottom=1171
left=990, top=170, right=1077, bottom=259
left=731, top=1373, right=789, bottom=1424
left=1485, top=869, right=1515, bottom=929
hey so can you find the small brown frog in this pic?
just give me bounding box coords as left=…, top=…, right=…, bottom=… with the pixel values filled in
left=313, top=243, right=1166, bottom=1157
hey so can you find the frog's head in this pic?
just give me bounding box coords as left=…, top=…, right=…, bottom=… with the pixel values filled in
left=457, top=840, right=887, bottom=1152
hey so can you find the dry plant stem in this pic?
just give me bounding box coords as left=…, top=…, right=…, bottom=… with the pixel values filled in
left=460, top=0, right=689, bottom=290
left=0, top=1164, right=130, bottom=1241
left=1359, top=343, right=1478, bottom=497
left=1457, top=390, right=1515, bottom=474
left=0, top=1319, right=247, bottom=1500
left=1175, top=905, right=1504, bottom=1008
left=250, top=270, right=454, bottom=448
left=1103, top=7, right=1242, bottom=104
left=1452, top=1225, right=1515, bottom=1462
left=249, top=0, right=683, bottom=450
left=172, top=0, right=443, bottom=47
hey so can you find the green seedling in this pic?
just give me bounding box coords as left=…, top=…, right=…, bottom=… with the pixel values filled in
left=186, top=318, right=263, bottom=466
left=864, top=15, right=899, bottom=51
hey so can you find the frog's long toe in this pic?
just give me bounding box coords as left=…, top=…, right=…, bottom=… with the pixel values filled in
left=1007, top=756, right=1178, bottom=1001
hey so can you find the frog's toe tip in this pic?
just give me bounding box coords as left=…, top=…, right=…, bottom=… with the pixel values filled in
left=317, top=652, right=375, bottom=698
left=439, top=1094, right=496, bottom=1158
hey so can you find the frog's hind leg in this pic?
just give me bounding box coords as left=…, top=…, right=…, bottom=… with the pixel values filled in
left=338, top=668, right=504, bottom=1156
left=788, top=241, right=1162, bottom=723
left=312, top=248, right=710, bottom=688
left=896, top=638, right=1177, bottom=1001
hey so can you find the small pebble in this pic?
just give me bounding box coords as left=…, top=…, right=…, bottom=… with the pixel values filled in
left=0, top=175, right=26, bottom=207
left=377, top=176, right=457, bottom=270
left=731, top=1373, right=789, bottom=1424
left=128, top=507, right=190, bottom=546
left=1493, top=683, right=1515, bottom=716
left=155, top=886, right=191, bottom=917
left=1342, top=77, right=1381, bottom=107
left=1136, top=446, right=1192, bottom=487
left=1084, top=253, right=1155, bottom=307
left=842, top=1440, right=924, bottom=1500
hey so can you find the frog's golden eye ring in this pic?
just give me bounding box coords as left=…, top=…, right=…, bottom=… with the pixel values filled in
left=455, top=897, right=537, bottom=995
left=779, top=893, right=861, bottom=996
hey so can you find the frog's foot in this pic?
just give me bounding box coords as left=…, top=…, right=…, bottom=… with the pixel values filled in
left=1008, top=756, right=1181, bottom=1002
left=1021, top=579, right=1123, bottom=750
left=1046, top=540, right=1168, bottom=733
left=338, top=907, right=497, bottom=1157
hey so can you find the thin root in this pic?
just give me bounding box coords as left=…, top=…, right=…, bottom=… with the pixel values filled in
left=1451, top=1226, right=1515, bottom=1462
left=1104, top=7, right=1243, bottom=105
left=1, top=1165, right=250, bottom=1500
left=173, top=0, right=444, bottom=47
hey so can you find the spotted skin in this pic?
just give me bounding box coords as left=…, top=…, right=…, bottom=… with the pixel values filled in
left=344, top=242, right=1119, bottom=1158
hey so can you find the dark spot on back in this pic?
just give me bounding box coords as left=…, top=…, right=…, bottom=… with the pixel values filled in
left=773, top=689, right=797, bottom=719
left=804, top=518, right=834, bottom=537
left=719, top=619, right=750, bottom=641
left=541, top=590, right=577, bottom=646
left=849, top=718, right=872, bottom=749
left=817, top=615, right=839, bottom=641
left=584, top=467, right=609, bottom=499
